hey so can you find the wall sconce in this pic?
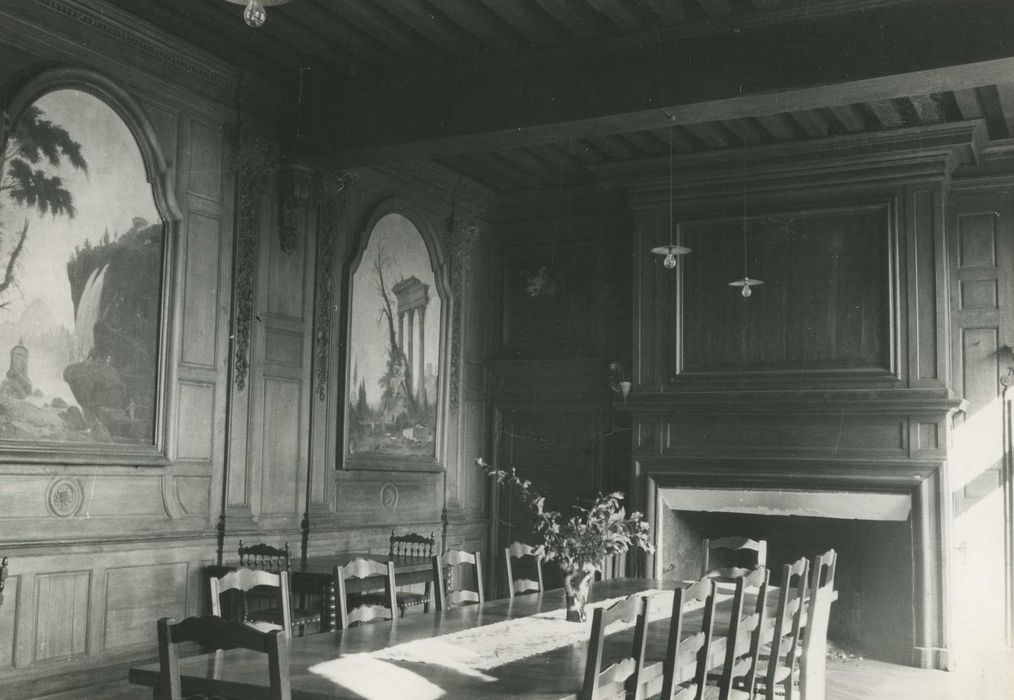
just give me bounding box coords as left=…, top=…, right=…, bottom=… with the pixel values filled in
left=609, top=362, right=631, bottom=401
left=1001, top=344, right=1014, bottom=389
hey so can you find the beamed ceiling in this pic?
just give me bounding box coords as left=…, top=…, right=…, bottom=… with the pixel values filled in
left=107, top=0, right=1014, bottom=195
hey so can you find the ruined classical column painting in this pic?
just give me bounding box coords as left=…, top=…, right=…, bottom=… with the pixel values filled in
left=347, top=213, right=440, bottom=461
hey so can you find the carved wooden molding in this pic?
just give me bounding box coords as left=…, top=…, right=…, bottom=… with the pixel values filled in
left=46, top=477, right=84, bottom=518
left=444, top=217, right=480, bottom=411
left=10, top=0, right=240, bottom=91
left=278, top=165, right=314, bottom=255
left=314, top=173, right=352, bottom=402
left=228, top=127, right=275, bottom=392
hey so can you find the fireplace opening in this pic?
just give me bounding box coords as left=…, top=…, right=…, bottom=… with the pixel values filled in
left=657, top=490, right=916, bottom=665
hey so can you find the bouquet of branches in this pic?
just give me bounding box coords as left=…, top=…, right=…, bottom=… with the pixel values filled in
left=478, top=457, right=653, bottom=583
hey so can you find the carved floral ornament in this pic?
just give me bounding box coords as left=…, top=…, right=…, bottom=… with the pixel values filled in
left=277, top=164, right=314, bottom=254
left=443, top=217, right=480, bottom=411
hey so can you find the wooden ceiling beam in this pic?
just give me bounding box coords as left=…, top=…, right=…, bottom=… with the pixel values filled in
left=724, top=118, right=768, bottom=145
left=827, top=105, right=866, bottom=133
left=316, top=0, right=442, bottom=61
left=585, top=0, right=648, bottom=33
left=284, top=2, right=400, bottom=69
left=790, top=109, right=831, bottom=138
left=497, top=147, right=572, bottom=186
left=476, top=0, right=566, bottom=47
left=951, top=88, right=983, bottom=120
left=754, top=114, right=798, bottom=141
left=369, top=0, right=485, bottom=60
left=684, top=122, right=732, bottom=148
left=434, top=0, right=527, bottom=56
left=640, top=0, right=688, bottom=25
left=533, top=0, right=604, bottom=39
left=303, top=2, right=1014, bottom=166
left=436, top=155, right=517, bottom=191
left=993, top=83, right=1014, bottom=137
left=694, top=0, right=733, bottom=18
left=906, top=94, right=944, bottom=123
left=866, top=99, right=905, bottom=128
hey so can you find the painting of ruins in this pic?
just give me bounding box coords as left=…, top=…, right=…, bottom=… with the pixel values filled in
left=0, top=89, right=164, bottom=446
left=346, top=213, right=441, bottom=461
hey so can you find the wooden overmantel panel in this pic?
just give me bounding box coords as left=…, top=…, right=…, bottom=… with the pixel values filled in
left=611, top=122, right=983, bottom=394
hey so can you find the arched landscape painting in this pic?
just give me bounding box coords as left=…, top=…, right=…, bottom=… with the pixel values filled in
left=346, top=213, right=441, bottom=462
left=0, top=89, right=163, bottom=446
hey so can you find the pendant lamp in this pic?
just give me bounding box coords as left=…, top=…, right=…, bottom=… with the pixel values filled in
left=651, top=116, right=691, bottom=269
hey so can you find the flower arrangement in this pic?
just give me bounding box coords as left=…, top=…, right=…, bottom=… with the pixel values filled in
left=478, top=458, right=654, bottom=621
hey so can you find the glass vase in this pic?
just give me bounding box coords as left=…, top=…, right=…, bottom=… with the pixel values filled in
left=563, top=563, right=597, bottom=622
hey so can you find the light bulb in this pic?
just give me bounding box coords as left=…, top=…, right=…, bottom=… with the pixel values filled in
left=664, top=253, right=677, bottom=269
left=243, top=0, right=266, bottom=27
left=741, top=284, right=752, bottom=298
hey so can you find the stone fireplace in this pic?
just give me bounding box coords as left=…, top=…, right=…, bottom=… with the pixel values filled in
left=654, top=486, right=914, bottom=663
left=638, top=453, right=953, bottom=670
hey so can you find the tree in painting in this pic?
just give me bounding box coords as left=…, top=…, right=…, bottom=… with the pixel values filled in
left=0, top=105, right=87, bottom=307
left=0, top=90, right=163, bottom=445
left=347, top=214, right=439, bottom=460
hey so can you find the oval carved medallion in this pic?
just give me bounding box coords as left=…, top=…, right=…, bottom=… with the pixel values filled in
left=380, top=482, right=399, bottom=512
left=47, top=477, right=84, bottom=518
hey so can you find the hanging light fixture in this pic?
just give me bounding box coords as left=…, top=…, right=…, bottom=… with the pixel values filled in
left=224, top=0, right=291, bottom=28
left=728, top=178, right=763, bottom=298
left=651, top=114, right=691, bottom=269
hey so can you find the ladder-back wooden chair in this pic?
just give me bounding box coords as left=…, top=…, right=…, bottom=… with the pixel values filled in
left=758, top=557, right=810, bottom=700
left=235, top=541, right=321, bottom=635
left=432, top=549, right=484, bottom=611
left=157, top=615, right=290, bottom=700
left=702, top=537, right=768, bottom=580
left=659, top=576, right=719, bottom=700
left=504, top=541, right=544, bottom=597
left=716, top=566, right=771, bottom=700
left=210, top=567, right=293, bottom=636
left=334, top=556, right=397, bottom=629
left=799, top=550, right=837, bottom=700
left=581, top=592, right=650, bottom=700
left=389, top=530, right=436, bottom=616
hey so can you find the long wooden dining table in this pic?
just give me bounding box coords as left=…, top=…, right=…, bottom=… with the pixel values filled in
left=130, top=577, right=777, bottom=700
left=206, top=553, right=433, bottom=632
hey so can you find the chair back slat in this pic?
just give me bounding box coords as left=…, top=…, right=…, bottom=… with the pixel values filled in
left=238, top=541, right=291, bottom=572
left=717, top=566, right=769, bottom=700
left=582, top=593, right=649, bottom=700
left=389, top=530, right=435, bottom=558
left=661, top=576, right=718, bottom=700
left=702, top=537, right=767, bottom=580
left=504, top=542, right=544, bottom=597
left=800, top=550, right=838, bottom=700
left=433, top=549, right=485, bottom=611
left=157, top=616, right=291, bottom=700
left=763, top=557, right=809, bottom=700
left=210, top=568, right=292, bottom=637
left=334, top=558, right=396, bottom=629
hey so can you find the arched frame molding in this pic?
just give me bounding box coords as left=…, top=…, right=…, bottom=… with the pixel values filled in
left=0, top=65, right=184, bottom=465
left=338, top=197, right=452, bottom=473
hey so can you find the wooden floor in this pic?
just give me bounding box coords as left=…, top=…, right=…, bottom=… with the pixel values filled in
left=37, top=652, right=1013, bottom=699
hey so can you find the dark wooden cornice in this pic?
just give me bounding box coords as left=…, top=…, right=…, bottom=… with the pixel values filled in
left=618, top=389, right=967, bottom=416
left=301, top=0, right=1014, bottom=166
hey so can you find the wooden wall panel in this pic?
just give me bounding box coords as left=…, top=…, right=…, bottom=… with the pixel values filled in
left=175, top=381, right=215, bottom=462
left=174, top=477, right=212, bottom=516
left=334, top=471, right=443, bottom=527
left=139, top=101, right=180, bottom=167
left=180, top=212, right=222, bottom=368
left=34, top=571, right=89, bottom=663
left=264, top=329, right=303, bottom=367
left=259, top=378, right=301, bottom=516
left=681, top=205, right=891, bottom=373
left=660, top=414, right=907, bottom=458
left=103, top=562, right=188, bottom=652
left=267, top=238, right=306, bottom=320
left=912, top=189, right=940, bottom=382
left=186, top=120, right=224, bottom=202
left=0, top=575, right=17, bottom=669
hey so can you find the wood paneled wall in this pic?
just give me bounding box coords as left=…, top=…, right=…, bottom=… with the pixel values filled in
left=0, top=3, right=492, bottom=696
